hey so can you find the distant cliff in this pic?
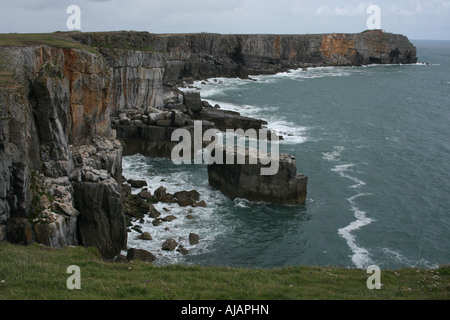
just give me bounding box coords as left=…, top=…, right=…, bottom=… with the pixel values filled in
left=70, top=29, right=417, bottom=82
left=0, top=30, right=417, bottom=258
left=69, top=30, right=417, bottom=112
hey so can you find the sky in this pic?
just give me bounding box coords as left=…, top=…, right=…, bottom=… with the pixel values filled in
left=0, top=0, right=449, bottom=40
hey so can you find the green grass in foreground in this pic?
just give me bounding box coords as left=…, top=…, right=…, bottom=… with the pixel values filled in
left=0, top=242, right=448, bottom=300
left=0, top=32, right=96, bottom=52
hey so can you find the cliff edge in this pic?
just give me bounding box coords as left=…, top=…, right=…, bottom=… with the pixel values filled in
left=70, top=30, right=417, bottom=83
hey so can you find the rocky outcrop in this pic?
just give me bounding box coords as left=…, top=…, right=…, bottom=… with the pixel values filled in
left=0, top=45, right=125, bottom=258
left=320, top=31, right=417, bottom=65
left=70, top=30, right=417, bottom=85
left=208, top=150, right=308, bottom=205
left=111, top=89, right=268, bottom=158
left=72, top=178, right=125, bottom=259
left=70, top=138, right=126, bottom=259
left=126, top=247, right=156, bottom=262
left=196, top=105, right=267, bottom=132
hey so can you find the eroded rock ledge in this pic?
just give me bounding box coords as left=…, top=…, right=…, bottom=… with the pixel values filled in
left=208, top=150, right=308, bottom=205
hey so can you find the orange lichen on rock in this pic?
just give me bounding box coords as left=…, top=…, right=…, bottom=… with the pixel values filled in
left=62, top=48, right=111, bottom=143
left=274, top=35, right=281, bottom=56
left=320, top=34, right=357, bottom=59
left=288, top=49, right=298, bottom=60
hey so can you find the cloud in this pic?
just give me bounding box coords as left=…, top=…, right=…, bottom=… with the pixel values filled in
left=315, top=2, right=370, bottom=16
left=334, top=3, right=369, bottom=16
left=8, top=0, right=62, bottom=11
left=385, top=0, right=450, bottom=16
left=315, top=5, right=330, bottom=15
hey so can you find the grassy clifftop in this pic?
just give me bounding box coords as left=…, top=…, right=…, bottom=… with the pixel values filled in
left=0, top=32, right=95, bottom=51
left=0, top=32, right=99, bottom=87
left=0, top=242, right=448, bottom=300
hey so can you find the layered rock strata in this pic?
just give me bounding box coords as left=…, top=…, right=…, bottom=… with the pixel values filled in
left=0, top=45, right=126, bottom=258
left=70, top=30, right=417, bottom=84
left=110, top=90, right=268, bottom=157
left=208, top=148, right=308, bottom=205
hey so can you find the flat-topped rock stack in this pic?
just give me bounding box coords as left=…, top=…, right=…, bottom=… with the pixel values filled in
left=208, top=146, right=308, bottom=205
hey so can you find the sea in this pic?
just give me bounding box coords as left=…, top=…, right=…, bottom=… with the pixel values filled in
left=122, top=40, right=450, bottom=270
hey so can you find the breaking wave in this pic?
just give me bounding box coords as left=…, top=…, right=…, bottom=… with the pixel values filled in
left=325, top=146, right=374, bottom=269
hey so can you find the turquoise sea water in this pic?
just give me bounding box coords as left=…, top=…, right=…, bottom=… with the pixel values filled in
left=123, top=40, right=450, bottom=269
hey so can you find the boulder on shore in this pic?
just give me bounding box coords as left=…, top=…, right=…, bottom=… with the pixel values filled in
left=189, top=233, right=200, bottom=245
left=183, top=91, right=203, bottom=114
left=138, top=232, right=153, bottom=241
left=162, top=238, right=178, bottom=251
left=127, top=248, right=156, bottom=262
left=128, top=179, right=148, bottom=188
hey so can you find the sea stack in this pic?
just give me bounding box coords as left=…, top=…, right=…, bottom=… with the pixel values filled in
left=208, top=147, right=308, bottom=205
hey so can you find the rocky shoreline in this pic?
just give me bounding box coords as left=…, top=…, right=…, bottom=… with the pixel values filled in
left=111, top=86, right=306, bottom=263
left=119, top=176, right=205, bottom=262
left=111, top=77, right=312, bottom=262
left=0, top=30, right=418, bottom=263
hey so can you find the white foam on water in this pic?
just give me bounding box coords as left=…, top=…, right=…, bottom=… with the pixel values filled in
left=252, top=66, right=353, bottom=82
left=206, top=99, right=268, bottom=119
left=233, top=198, right=251, bottom=209
left=180, top=69, right=358, bottom=147
left=380, top=248, right=438, bottom=269
left=322, top=146, right=345, bottom=162
left=196, top=86, right=226, bottom=98
left=180, top=70, right=331, bottom=146
left=324, top=145, right=374, bottom=269
left=362, top=62, right=431, bottom=67
left=267, top=119, right=309, bottom=145
left=331, top=164, right=366, bottom=189
left=122, top=154, right=230, bottom=266
left=201, top=99, right=310, bottom=145
left=186, top=77, right=253, bottom=98
left=338, top=193, right=375, bottom=269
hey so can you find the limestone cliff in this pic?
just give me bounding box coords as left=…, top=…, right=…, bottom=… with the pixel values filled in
left=0, top=30, right=417, bottom=257
left=70, top=30, right=417, bottom=85
left=0, top=44, right=126, bottom=258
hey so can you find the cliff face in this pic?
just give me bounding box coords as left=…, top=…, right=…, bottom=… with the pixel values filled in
left=0, top=30, right=417, bottom=257
left=320, top=31, right=417, bottom=64
left=71, top=30, right=417, bottom=85
left=0, top=45, right=126, bottom=258
left=103, top=49, right=165, bottom=111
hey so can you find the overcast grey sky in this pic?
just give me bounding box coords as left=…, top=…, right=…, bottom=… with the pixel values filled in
left=1, top=0, right=449, bottom=40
